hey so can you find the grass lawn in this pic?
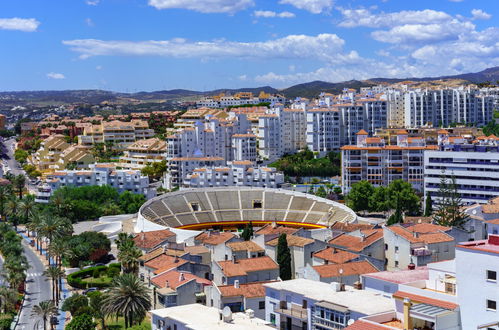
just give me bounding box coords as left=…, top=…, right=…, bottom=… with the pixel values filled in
left=102, top=316, right=151, bottom=330
left=82, top=276, right=113, bottom=285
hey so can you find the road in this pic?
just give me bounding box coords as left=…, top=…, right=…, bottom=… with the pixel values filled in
left=16, top=239, right=52, bottom=330
left=3, top=138, right=37, bottom=192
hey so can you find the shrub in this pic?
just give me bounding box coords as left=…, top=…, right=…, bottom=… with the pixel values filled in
left=67, top=264, right=120, bottom=289
left=92, top=269, right=100, bottom=278
left=0, top=314, right=14, bottom=330
left=107, top=267, right=120, bottom=278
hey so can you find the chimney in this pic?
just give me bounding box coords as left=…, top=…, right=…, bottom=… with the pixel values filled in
left=141, top=231, right=145, bottom=241
left=165, top=280, right=169, bottom=288
left=233, top=255, right=238, bottom=264
left=174, top=256, right=179, bottom=263
left=360, top=233, right=365, bottom=242
left=353, top=281, right=362, bottom=290
left=234, top=280, right=240, bottom=289
left=163, top=246, right=167, bottom=253
left=413, top=232, right=419, bottom=238
left=408, top=263, right=416, bottom=270
left=179, top=273, right=185, bottom=282
left=332, top=248, right=337, bottom=254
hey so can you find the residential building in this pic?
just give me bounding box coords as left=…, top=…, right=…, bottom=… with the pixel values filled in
left=305, top=108, right=341, bottom=155
left=163, top=156, right=225, bottom=189
left=133, top=229, right=177, bottom=253
left=78, top=119, right=154, bottom=150
left=361, top=266, right=429, bottom=297
left=30, top=135, right=70, bottom=171
left=231, top=133, right=257, bottom=162
left=312, top=247, right=361, bottom=266
left=212, top=256, right=279, bottom=285
left=194, top=231, right=240, bottom=259
left=214, top=240, right=265, bottom=262
left=383, top=223, right=455, bottom=271
left=424, top=131, right=499, bottom=205
left=119, top=138, right=166, bottom=170
left=301, top=260, right=379, bottom=285
left=54, top=145, right=95, bottom=170
left=205, top=281, right=273, bottom=320
left=264, top=279, right=393, bottom=330
left=183, top=161, right=284, bottom=189
left=456, top=235, right=499, bottom=329
left=342, top=129, right=435, bottom=193
left=35, top=163, right=156, bottom=203
left=151, top=304, right=274, bottom=330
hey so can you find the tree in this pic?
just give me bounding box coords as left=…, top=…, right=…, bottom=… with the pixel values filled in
left=0, top=287, right=18, bottom=314
left=387, top=206, right=403, bottom=226
left=43, top=266, right=66, bottom=303
left=117, top=240, right=142, bottom=274
left=0, top=186, right=11, bottom=220
left=62, top=294, right=89, bottom=316
left=386, top=180, right=420, bottom=215
left=88, top=291, right=107, bottom=330
left=241, top=222, right=253, bottom=241
left=424, top=191, right=433, bottom=217
left=5, top=197, right=20, bottom=231
left=141, top=160, right=167, bottom=181
left=66, top=313, right=96, bottom=330
left=276, top=234, right=292, bottom=281
left=66, top=231, right=111, bottom=267
left=369, top=186, right=389, bottom=213
left=13, top=175, right=26, bottom=199
left=346, top=181, right=374, bottom=214
left=18, top=195, right=36, bottom=225
left=315, top=186, right=327, bottom=198
left=433, top=175, right=468, bottom=228
left=102, top=274, right=151, bottom=328
left=31, top=300, right=58, bottom=330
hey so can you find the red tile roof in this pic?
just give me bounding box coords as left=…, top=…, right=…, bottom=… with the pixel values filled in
left=151, top=270, right=211, bottom=289
left=133, top=229, right=176, bottom=250
left=266, top=235, right=314, bottom=247
left=195, top=232, right=236, bottom=246
left=393, top=291, right=458, bottom=310
left=328, top=229, right=383, bottom=252
left=386, top=224, right=454, bottom=244
left=217, top=256, right=278, bottom=277
left=254, top=224, right=299, bottom=236
left=345, top=320, right=395, bottom=330
left=144, top=254, right=188, bottom=274
left=227, top=241, right=264, bottom=252
left=313, top=260, right=378, bottom=278
left=313, top=247, right=359, bottom=264
left=330, top=222, right=375, bottom=232
left=218, top=281, right=275, bottom=298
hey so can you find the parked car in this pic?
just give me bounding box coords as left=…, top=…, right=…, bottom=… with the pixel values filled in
left=83, top=287, right=98, bottom=295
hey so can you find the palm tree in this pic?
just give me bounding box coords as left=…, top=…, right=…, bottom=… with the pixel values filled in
left=48, top=238, right=68, bottom=268
left=43, top=266, right=66, bottom=304
left=14, top=174, right=26, bottom=199
left=31, top=300, right=58, bottom=330
left=5, top=197, right=19, bottom=231
left=18, top=195, right=36, bottom=225
left=0, top=185, right=11, bottom=220
left=115, top=232, right=134, bottom=250
left=89, top=291, right=107, bottom=330
left=102, top=274, right=151, bottom=328
left=39, top=216, right=73, bottom=261
left=0, top=287, right=18, bottom=314
left=118, top=241, right=142, bottom=274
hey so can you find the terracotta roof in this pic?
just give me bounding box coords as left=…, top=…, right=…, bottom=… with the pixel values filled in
left=385, top=224, right=454, bottom=244
left=482, top=203, right=499, bottom=214
left=151, top=270, right=211, bottom=289
left=356, top=129, right=368, bottom=135
left=393, top=291, right=458, bottom=310
left=396, top=129, right=408, bottom=135
left=144, top=254, right=188, bottom=273
left=313, top=248, right=359, bottom=264
left=331, top=222, right=375, bottom=232
left=217, top=256, right=278, bottom=277
left=254, top=224, right=299, bottom=236
left=266, top=235, right=314, bottom=248
left=486, top=218, right=499, bottom=225
left=437, top=129, right=449, bottom=134
left=457, top=235, right=499, bottom=255
left=345, top=320, right=395, bottom=330
left=138, top=247, right=165, bottom=262
left=313, top=261, right=378, bottom=278
left=226, top=241, right=264, bottom=252
left=218, top=281, right=274, bottom=299
left=195, top=232, right=236, bottom=246
left=133, top=229, right=176, bottom=250
left=328, top=229, right=383, bottom=252
left=184, top=245, right=210, bottom=255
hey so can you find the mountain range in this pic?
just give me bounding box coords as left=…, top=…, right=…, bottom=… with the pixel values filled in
left=1, top=66, right=498, bottom=105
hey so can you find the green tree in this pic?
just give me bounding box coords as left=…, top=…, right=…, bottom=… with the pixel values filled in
left=386, top=180, right=420, bottom=215
left=18, top=195, right=36, bottom=225
left=433, top=175, right=468, bottom=228
left=13, top=175, right=26, bottom=199
left=102, top=274, right=151, bottom=329
left=65, top=231, right=111, bottom=267
left=424, top=191, right=433, bottom=217
left=387, top=206, right=404, bottom=226
left=141, top=160, right=167, bottom=181
left=43, top=266, right=66, bottom=303
left=241, top=222, right=253, bottom=241
left=5, top=197, right=20, bottom=231
left=315, top=186, right=327, bottom=198
left=31, top=300, right=58, bottom=330
left=276, top=234, right=292, bottom=281
left=62, top=294, right=89, bottom=316
left=369, top=186, right=389, bottom=213
left=346, top=181, right=374, bottom=214
left=66, top=313, right=96, bottom=330
left=0, top=287, right=18, bottom=314
left=117, top=240, right=142, bottom=274
left=88, top=291, right=107, bottom=330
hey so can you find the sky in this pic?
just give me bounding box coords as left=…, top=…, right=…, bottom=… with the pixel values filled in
left=0, top=0, right=498, bottom=92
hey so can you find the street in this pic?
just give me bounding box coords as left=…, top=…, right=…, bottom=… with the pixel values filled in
left=16, top=239, right=52, bottom=330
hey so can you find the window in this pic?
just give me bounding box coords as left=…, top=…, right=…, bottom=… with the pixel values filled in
left=487, top=270, right=497, bottom=282
left=395, top=246, right=399, bottom=253
left=487, top=299, right=497, bottom=311
left=253, top=200, right=262, bottom=208
left=259, top=301, right=265, bottom=310
left=395, top=261, right=399, bottom=268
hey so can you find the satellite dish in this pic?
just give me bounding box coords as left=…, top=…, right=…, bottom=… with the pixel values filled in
left=347, top=319, right=355, bottom=326
left=222, top=306, right=232, bottom=319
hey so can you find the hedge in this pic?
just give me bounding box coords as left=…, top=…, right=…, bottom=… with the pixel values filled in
left=67, top=264, right=121, bottom=289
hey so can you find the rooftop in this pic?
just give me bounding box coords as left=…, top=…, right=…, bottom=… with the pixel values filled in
left=313, top=260, right=378, bottom=278
left=254, top=224, right=299, bottom=236
left=151, top=304, right=273, bottom=329
left=226, top=241, right=264, bottom=252
left=144, top=254, right=188, bottom=273
left=266, top=235, right=315, bottom=248
left=392, top=291, right=459, bottom=310
left=313, top=248, right=360, bottom=264
left=362, top=267, right=429, bottom=284
left=133, top=229, right=176, bottom=250
left=195, top=231, right=236, bottom=246
left=264, top=279, right=393, bottom=316
left=218, top=281, right=275, bottom=299
left=218, top=256, right=278, bottom=277
left=328, top=229, right=383, bottom=252
left=151, top=270, right=211, bottom=289
left=457, top=234, right=499, bottom=255
left=385, top=224, right=454, bottom=244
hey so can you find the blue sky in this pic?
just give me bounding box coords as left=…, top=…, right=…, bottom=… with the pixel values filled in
left=0, top=0, right=498, bottom=92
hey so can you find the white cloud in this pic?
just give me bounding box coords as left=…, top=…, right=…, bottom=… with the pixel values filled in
left=279, top=0, right=333, bottom=14
left=448, top=0, right=463, bottom=2
left=471, top=9, right=491, bottom=20
left=85, top=18, right=95, bottom=27
left=338, top=8, right=452, bottom=28
left=63, top=34, right=346, bottom=61
left=85, top=0, right=100, bottom=5
left=147, top=0, right=254, bottom=14
left=238, top=74, right=247, bottom=81
left=0, top=18, right=40, bottom=32
left=46, top=72, right=66, bottom=80
left=96, top=65, right=103, bottom=70
left=254, top=10, right=295, bottom=18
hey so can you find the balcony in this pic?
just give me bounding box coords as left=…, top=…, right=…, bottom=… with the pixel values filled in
left=276, top=303, right=308, bottom=321
left=411, top=247, right=432, bottom=257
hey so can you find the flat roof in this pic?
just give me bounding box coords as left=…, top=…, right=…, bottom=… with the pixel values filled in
left=151, top=304, right=274, bottom=329
left=427, top=259, right=455, bottom=274
left=264, top=279, right=393, bottom=315
left=362, top=266, right=428, bottom=285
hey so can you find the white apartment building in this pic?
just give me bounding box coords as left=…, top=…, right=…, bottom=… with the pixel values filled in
left=456, top=235, right=499, bottom=330
left=306, top=108, right=341, bottom=156
left=119, top=138, right=166, bottom=170
left=424, top=131, right=499, bottom=205
left=35, top=163, right=155, bottom=203
left=404, top=87, right=494, bottom=128
left=342, top=130, right=432, bottom=193
left=231, top=133, right=257, bottom=162
left=183, top=161, right=284, bottom=189
left=163, top=156, right=225, bottom=189
left=258, top=107, right=306, bottom=161
left=78, top=120, right=155, bottom=150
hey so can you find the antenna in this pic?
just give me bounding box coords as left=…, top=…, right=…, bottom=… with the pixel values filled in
left=222, top=306, right=233, bottom=322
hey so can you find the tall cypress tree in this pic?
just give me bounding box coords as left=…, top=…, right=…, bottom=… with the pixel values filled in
left=424, top=191, right=433, bottom=217
left=433, top=175, right=467, bottom=228
left=276, top=233, right=292, bottom=280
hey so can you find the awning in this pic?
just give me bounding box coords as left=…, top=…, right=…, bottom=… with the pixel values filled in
left=315, top=301, right=349, bottom=313
left=410, top=303, right=451, bottom=318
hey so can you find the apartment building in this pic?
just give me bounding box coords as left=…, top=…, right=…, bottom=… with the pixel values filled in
left=30, top=135, right=70, bottom=171
left=264, top=279, right=393, bottom=330
left=35, top=163, right=155, bottom=202
left=306, top=108, right=341, bottom=156
left=119, top=137, right=166, bottom=170
left=424, top=131, right=499, bottom=205
left=78, top=119, right=154, bottom=150
left=183, top=161, right=284, bottom=189
left=404, top=87, right=494, bottom=128
left=342, top=129, right=435, bottom=193
left=212, top=256, right=279, bottom=285
left=383, top=223, right=455, bottom=271
left=231, top=133, right=257, bottom=162
left=54, top=145, right=95, bottom=171
left=163, top=156, right=225, bottom=189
